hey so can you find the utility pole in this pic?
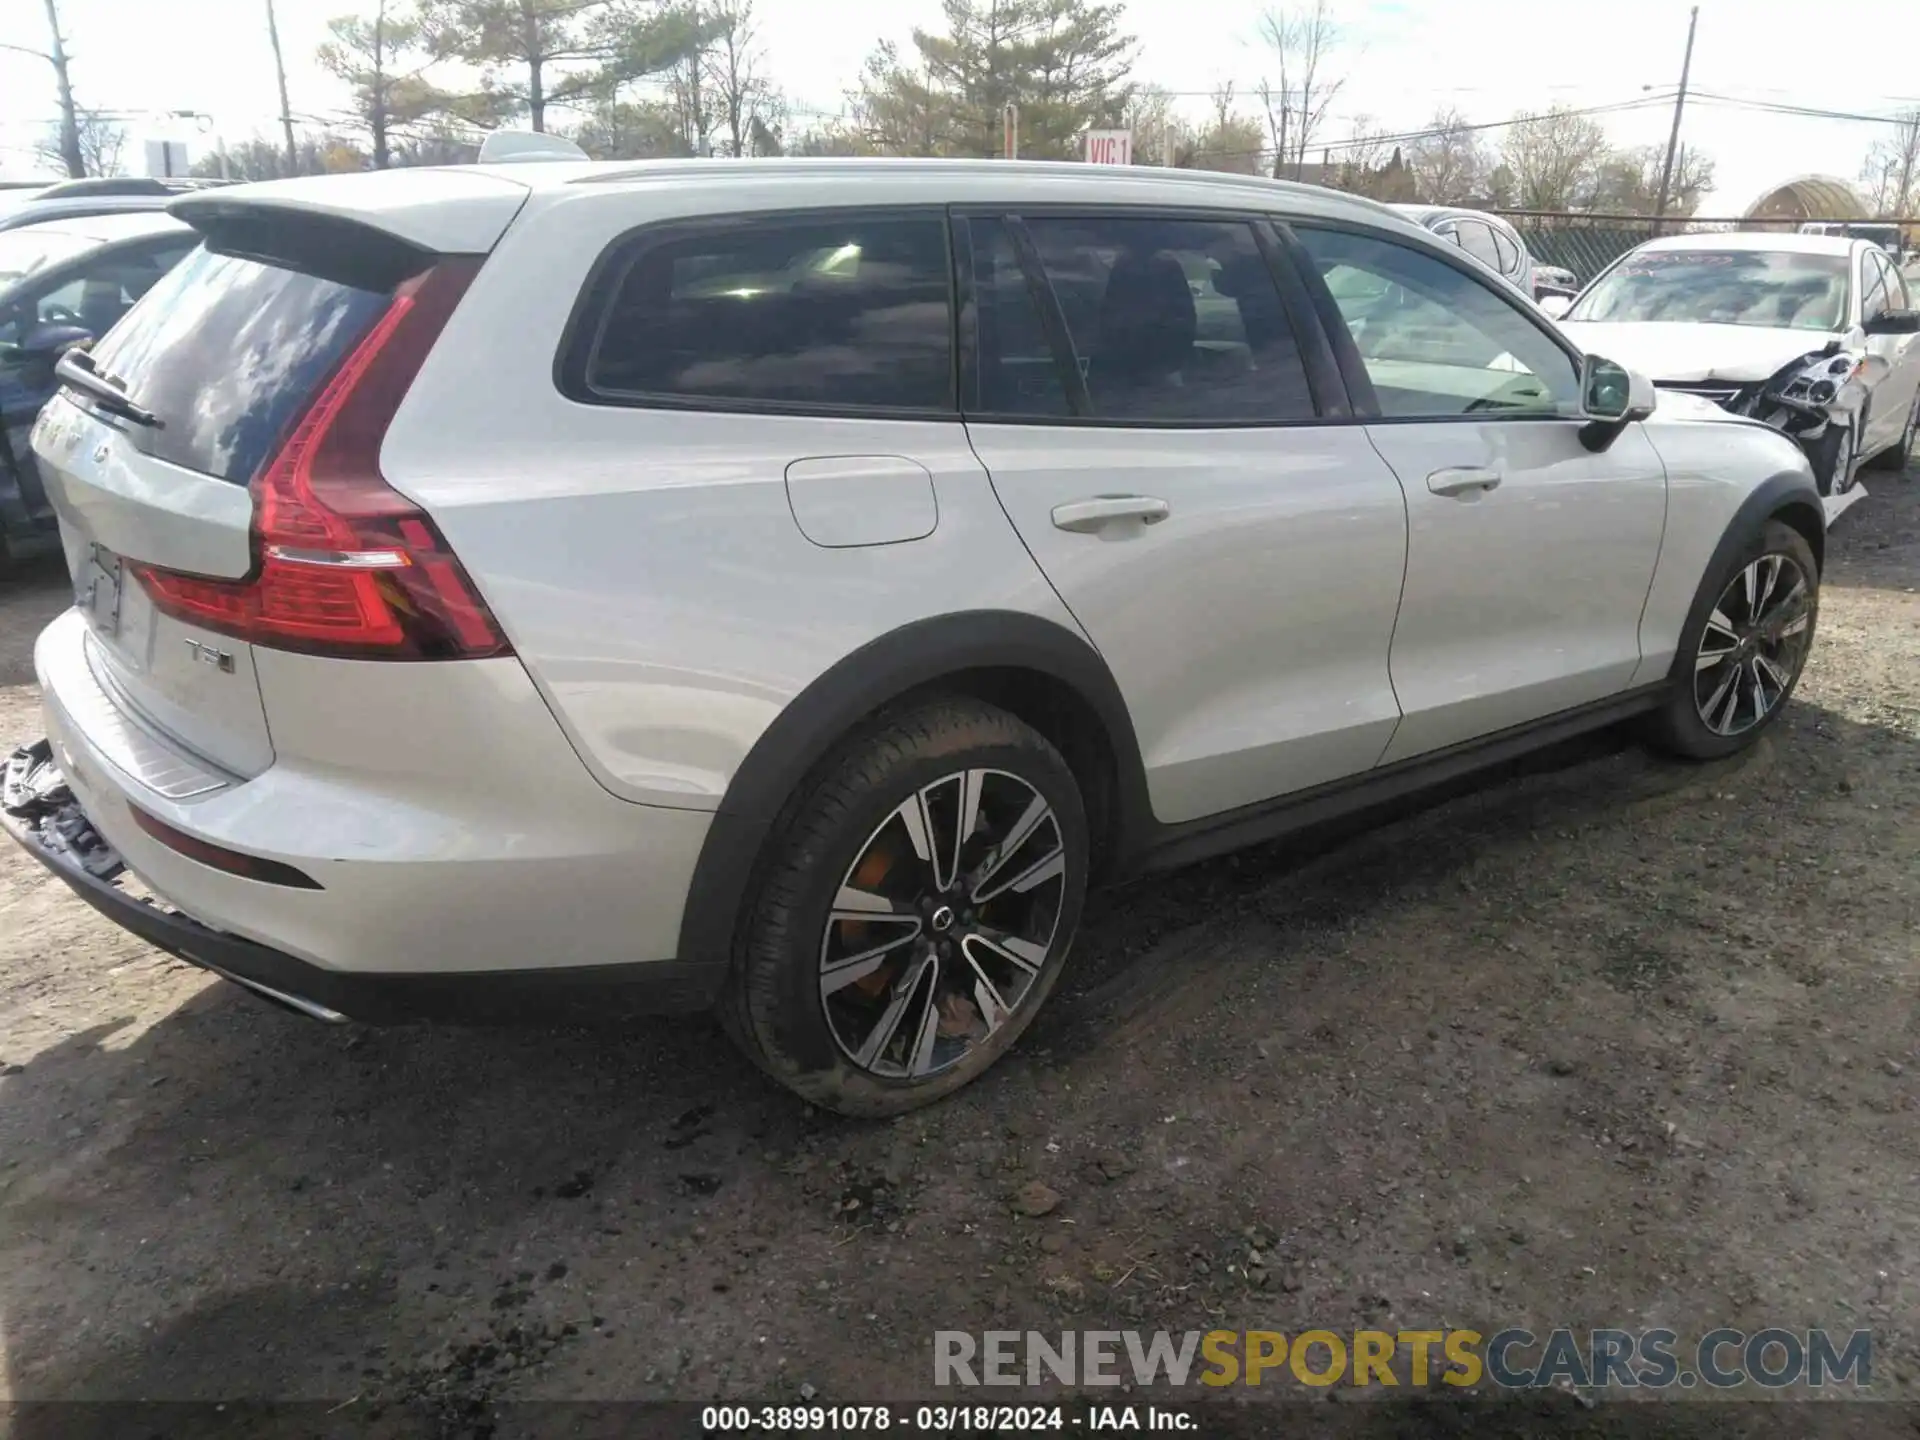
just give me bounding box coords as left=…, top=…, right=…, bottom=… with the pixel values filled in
left=1653, top=5, right=1698, bottom=230
left=265, top=0, right=299, bottom=174
left=1003, top=102, right=1018, bottom=160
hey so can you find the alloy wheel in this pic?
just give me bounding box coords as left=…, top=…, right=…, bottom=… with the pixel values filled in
left=1693, top=553, right=1813, bottom=737
left=819, top=769, right=1067, bottom=1080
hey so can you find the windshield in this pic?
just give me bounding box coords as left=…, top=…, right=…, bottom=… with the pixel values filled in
left=1570, top=250, right=1850, bottom=332
left=0, top=228, right=93, bottom=286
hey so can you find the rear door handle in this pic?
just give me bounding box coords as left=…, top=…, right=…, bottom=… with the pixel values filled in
left=1050, top=495, right=1171, bottom=532
left=1427, top=467, right=1502, bottom=498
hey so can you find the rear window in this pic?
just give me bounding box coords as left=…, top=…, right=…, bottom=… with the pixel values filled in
left=83, top=245, right=390, bottom=484
left=570, top=213, right=955, bottom=413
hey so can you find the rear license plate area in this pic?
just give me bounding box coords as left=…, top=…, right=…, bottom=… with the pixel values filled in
left=78, top=545, right=122, bottom=640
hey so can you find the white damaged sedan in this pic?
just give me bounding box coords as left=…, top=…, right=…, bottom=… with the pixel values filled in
left=1560, top=232, right=1920, bottom=497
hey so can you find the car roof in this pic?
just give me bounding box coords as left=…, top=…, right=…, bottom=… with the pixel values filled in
left=0, top=193, right=185, bottom=231
left=6, top=210, right=192, bottom=245
left=185, top=156, right=1435, bottom=254
left=1634, top=230, right=1860, bottom=257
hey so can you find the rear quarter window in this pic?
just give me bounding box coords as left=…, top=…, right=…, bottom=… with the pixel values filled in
left=564, top=212, right=956, bottom=413
left=83, top=245, right=390, bottom=484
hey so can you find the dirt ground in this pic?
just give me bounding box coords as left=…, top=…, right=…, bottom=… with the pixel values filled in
left=2, top=459, right=1917, bottom=1435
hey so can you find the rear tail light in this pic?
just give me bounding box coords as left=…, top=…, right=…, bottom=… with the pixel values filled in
left=131, top=257, right=512, bottom=661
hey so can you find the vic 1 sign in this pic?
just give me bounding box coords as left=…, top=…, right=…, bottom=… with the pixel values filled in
left=1084, top=130, right=1133, bottom=165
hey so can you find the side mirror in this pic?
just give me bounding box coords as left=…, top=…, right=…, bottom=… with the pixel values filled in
left=1863, top=309, right=1920, bottom=336
left=1539, top=292, right=1574, bottom=319
left=1578, top=354, right=1655, bottom=452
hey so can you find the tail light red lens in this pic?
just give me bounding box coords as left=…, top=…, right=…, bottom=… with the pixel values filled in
left=132, top=256, right=512, bottom=661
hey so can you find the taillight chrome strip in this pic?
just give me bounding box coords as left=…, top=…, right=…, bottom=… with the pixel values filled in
left=262, top=545, right=411, bottom=569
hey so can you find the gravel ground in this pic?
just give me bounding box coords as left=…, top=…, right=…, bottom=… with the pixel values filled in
left=1, top=461, right=1917, bottom=1434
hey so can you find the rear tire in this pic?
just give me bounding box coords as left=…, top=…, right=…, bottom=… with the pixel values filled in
left=1643, top=520, right=1818, bottom=761
left=722, top=698, right=1089, bottom=1117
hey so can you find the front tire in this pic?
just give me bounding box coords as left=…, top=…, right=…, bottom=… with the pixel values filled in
left=1807, top=422, right=1857, bottom=497
left=723, top=698, right=1089, bottom=1117
left=1644, top=520, right=1818, bottom=761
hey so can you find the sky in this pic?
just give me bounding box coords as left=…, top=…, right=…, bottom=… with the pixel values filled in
left=1, top=0, right=1915, bottom=214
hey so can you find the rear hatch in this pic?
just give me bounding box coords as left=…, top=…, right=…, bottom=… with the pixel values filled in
left=30, top=171, right=530, bottom=778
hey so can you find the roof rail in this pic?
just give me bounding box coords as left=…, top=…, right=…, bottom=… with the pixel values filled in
left=476, top=130, right=589, bottom=164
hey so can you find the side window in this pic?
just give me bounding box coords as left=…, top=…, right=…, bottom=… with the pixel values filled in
left=578, top=213, right=954, bottom=411
left=1491, top=227, right=1522, bottom=278
left=963, top=214, right=1316, bottom=423
left=1861, top=252, right=1891, bottom=323
left=1294, top=226, right=1582, bottom=420
left=34, top=242, right=196, bottom=339
left=1454, top=221, right=1503, bottom=274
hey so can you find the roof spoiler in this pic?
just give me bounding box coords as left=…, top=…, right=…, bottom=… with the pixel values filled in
left=476, top=130, right=589, bottom=164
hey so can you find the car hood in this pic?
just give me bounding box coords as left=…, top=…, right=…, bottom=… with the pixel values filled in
left=1557, top=321, right=1845, bottom=383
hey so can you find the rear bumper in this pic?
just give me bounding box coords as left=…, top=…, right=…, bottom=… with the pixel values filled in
left=3, top=740, right=724, bottom=1023
left=16, top=604, right=731, bottom=1019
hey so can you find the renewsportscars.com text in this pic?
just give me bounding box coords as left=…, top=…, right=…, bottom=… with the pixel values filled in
left=933, top=1327, right=1872, bottom=1390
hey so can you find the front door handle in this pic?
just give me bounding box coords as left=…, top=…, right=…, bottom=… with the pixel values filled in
left=1427, top=467, right=1502, bottom=498
left=1050, top=495, right=1172, bottom=533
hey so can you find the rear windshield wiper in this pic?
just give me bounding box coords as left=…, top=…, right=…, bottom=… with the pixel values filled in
left=55, top=349, right=162, bottom=429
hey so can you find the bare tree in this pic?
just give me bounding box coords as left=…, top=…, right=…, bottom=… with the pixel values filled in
left=265, top=0, right=301, bottom=172
left=1590, top=143, right=1715, bottom=216
left=1405, top=107, right=1489, bottom=204
left=33, top=109, right=125, bottom=177
left=1255, top=0, right=1345, bottom=181
left=1500, top=105, right=1610, bottom=211
left=1184, top=83, right=1263, bottom=174
left=0, top=0, right=84, bottom=175
left=189, top=131, right=370, bottom=181
left=705, top=0, right=783, bottom=157
left=1122, top=83, right=1179, bottom=165
left=1860, top=107, right=1920, bottom=219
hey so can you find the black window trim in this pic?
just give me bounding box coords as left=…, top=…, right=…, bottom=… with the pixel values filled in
left=1284, top=214, right=1592, bottom=428
left=553, top=203, right=963, bottom=422
left=950, top=201, right=1343, bottom=432
left=1861, top=246, right=1894, bottom=323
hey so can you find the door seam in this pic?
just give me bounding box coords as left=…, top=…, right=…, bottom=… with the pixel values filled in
left=1362, top=423, right=1412, bottom=769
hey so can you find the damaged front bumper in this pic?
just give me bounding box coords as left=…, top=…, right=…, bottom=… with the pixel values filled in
left=1676, top=345, right=1871, bottom=495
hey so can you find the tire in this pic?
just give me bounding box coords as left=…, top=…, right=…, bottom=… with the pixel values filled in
left=722, top=697, right=1089, bottom=1117
left=1643, top=519, right=1818, bottom=761
left=1864, top=390, right=1919, bottom=474
left=1805, top=421, right=1857, bottom=497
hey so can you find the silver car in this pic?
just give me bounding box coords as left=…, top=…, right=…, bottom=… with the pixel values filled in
left=1390, top=203, right=1538, bottom=299
left=4, top=159, right=1824, bottom=1114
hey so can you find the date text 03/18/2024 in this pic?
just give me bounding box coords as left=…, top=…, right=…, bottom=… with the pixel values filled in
left=700, top=1405, right=1186, bottom=1430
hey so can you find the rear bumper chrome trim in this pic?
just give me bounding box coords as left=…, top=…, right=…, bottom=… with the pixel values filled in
left=34, top=614, right=235, bottom=800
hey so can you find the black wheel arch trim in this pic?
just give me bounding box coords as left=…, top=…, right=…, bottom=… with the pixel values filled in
left=1663, top=469, right=1824, bottom=687
left=675, top=609, right=1153, bottom=972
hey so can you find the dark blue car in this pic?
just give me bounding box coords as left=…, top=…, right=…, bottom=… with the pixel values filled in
left=0, top=211, right=197, bottom=575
